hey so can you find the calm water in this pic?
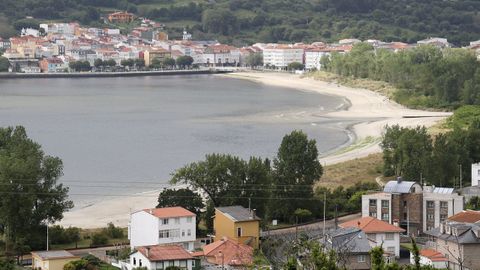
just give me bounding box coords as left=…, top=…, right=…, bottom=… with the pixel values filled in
left=0, top=75, right=353, bottom=206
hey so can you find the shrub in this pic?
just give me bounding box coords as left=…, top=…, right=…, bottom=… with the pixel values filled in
left=91, top=232, right=108, bottom=246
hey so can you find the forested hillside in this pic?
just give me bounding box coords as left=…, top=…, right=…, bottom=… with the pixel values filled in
left=1, top=0, right=480, bottom=45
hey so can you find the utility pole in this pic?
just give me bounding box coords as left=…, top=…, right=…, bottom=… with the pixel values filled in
left=407, top=204, right=410, bottom=236
left=460, top=164, right=463, bottom=189
left=323, top=192, right=326, bottom=236
left=46, top=222, right=49, bottom=251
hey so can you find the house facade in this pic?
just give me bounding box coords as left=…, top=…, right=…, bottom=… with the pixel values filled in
left=263, top=44, right=304, bottom=68
left=31, top=250, right=79, bottom=270
left=193, top=237, right=253, bottom=269
left=410, top=249, right=448, bottom=269
left=128, top=207, right=196, bottom=251
left=129, top=245, right=198, bottom=270
left=362, top=178, right=464, bottom=235
left=340, top=216, right=405, bottom=257
left=39, top=58, right=65, bottom=73
left=425, top=212, right=480, bottom=270
left=472, top=162, right=480, bottom=187
left=214, top=206, right=260, bottom=248
left=423, top=187, right=464, bottom=231
left=108, top=12, right=134, bottom=23
left=143, top=48, right=171, bottom=66
left=202, top=44, right=240, bottom=66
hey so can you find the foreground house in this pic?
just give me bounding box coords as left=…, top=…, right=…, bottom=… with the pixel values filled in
left=214, top=206, right=260, bottom=248
left=425, top=210, right=480, bottom=270
left=410, top=249, right=448, bottom=269
left=128, top=206, right=196, bottom=250
left=129, top=245, right=198, bottom=270
left=31, top=250, right=79, bottom=270
left=193, top=237, right=253, bottom=269
left=340, top=216, right=405, bottom=257
left=319, top=227, right=373, bottom=270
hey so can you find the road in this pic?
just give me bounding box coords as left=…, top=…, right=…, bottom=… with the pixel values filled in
left=262, top=212, right=362, bottom=237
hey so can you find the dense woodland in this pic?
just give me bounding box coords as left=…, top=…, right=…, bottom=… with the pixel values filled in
left=321, top=44, right=480, bottom=109
left=1, top=0, right=480, bottom=46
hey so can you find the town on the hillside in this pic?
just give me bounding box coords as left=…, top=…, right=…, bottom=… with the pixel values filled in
left=1, top=14, right=480, bottom=73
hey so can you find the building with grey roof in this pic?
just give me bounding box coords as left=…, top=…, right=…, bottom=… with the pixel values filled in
left=425, top=219, right=480, bottom=270
left=318, top=227, right=373, bottom=270
left=216, top=206, right=260, bottom=222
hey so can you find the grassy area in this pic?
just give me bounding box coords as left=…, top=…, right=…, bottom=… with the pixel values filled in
left=333, top=136, right=380, bottom=156
left=51, top=227, right=128, bottom=250
left=317, top=153, right=383, bottom=189
left=307, top=71, right=398, bottom=99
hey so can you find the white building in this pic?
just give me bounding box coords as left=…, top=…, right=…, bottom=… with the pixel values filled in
left=128, top=207, right=196, bottom=251
left=410, top=249, right=448, bottom=269
left=340, top=216, right=405, bottom=257
left=128, top=245, right=196, bottom=270
left=422, top=186, right=464, bottom=232
left=203, top=44, right=240, bottom=66
left=262, top=44, right=304, bottom=68
left=472, top=163, right=480, bottom=187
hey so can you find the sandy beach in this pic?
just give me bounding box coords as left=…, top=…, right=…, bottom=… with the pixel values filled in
left=58, top=72, right=451, bottom=228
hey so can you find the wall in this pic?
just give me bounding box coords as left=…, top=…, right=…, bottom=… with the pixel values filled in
left=472, top=163, right=480, bottom=187
left=372, top=232, right=401, bottom=257
left=129, top=211, right=159, bottom=248
left=234, top=220, right=260, bottom=248
left=214, top=209, right=235, bottom=241
left=423, top=192, right=464, bottom=232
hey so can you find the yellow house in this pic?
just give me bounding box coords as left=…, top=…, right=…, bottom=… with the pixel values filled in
left=214, top=206, right=261, bottom=248
left=31, top=250, right=79, bottom=270
left=143, top=48, right=172, bottom=66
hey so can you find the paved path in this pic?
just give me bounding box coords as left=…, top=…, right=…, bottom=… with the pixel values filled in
left=262, top=212, right=362, bottom=236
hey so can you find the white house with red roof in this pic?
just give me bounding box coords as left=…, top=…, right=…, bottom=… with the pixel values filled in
left=128, top=207, right=196, bottom=251
left=129, top=245, right=197, bottom=270
left=410, top=249, right=448, bottom=269
left=340, top=216, right=405, bottom=257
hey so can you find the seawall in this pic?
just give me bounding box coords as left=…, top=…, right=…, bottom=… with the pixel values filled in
left=0, top=69, right=232, bottom=79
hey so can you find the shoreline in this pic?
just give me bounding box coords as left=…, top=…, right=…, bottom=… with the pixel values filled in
left=58, top=71, right=452, bottom=229
left=0, top=69, right=231, bottom=79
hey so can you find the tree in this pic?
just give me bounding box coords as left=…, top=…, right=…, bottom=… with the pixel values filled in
left=0, top=259, right=15, bottom=270
left=120, top=59, right=134, bottom=68
left=202, top=8, right=238, bottom=35
left=161, top=57, right=176, bottom=68
left=245, top=53, right=263, bottom=68
left=91, top=232, right=108, bottom=246
left=175, top=56, right=194, bottom=68
left=134, top=58, right=145, bottom=69
left=157, top=188, right=204, bottom=218
left=270, top=130, right=322, bottom=222
left=102, top=222, right=124, bottom=239
left=294, top=208, right=312, bottom=223
left=287, top=62, right=304, bottom=71
left=94, top=58, right=104, bottom=69
left=0, top=126, right=73, bottom=254
left=466, top=196, right=480, bottom=210
left=0, top=56, right=9, bottom=72
left=105, top=59, right=116, bottom=67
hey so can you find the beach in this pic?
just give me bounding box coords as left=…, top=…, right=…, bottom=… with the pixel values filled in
left=58, top=72, right=451, bottom=228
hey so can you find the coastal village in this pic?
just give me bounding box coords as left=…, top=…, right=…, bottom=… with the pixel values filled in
left=1, top=13, right=480, bottom=73
left=2, top=11, right=480, bottom=270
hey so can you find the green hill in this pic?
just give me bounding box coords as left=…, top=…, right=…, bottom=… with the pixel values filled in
left=1, top=0, right=479, bottom=46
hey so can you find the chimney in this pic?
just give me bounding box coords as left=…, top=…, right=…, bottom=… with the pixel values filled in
left=251, top=209, right=256, bottom=219
left=397, top=176, right=403, bottom=183
left=146, top=247, right=150, bottom=258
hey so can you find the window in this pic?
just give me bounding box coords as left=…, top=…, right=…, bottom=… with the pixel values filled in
left=187, top=217, right=192, bottom=223
left=403, top=213, right=407, bottom=220
left=440, top=214, right=448, bottom=222
left=382, top=213, right=389, bottom=221
left=403, top=201, right=407, bottom=207
left=369, top=199, right=377, bottom=206
left=179, top=260, right=187, bottom=267
left=156, top=262, right=164, bottom=270
left=427, top=201, right=435, bottom=209
left=387, top=247, right=395, bottom=254
left=440, top=201, right=448, bottom=209
left=381, top=200, right=389, bottom=208
left=159, top=230, right=170, bottom=238
left=182, top=230, right=185, bottom=237
left=237, top=227, right=242, bottom=237
left=133, top=258, right=136, bottom=266
left=477, top=169, right=480, bottom=176
left=175, top=218, right=180, bottom=224
left=385, top=233, right=394, bottom=240
left=162, top=218, right=169, bottom=225
left=139, top=259, right=142, bottom=267
left=187, top=229, right=191, bottom=236
left=427, top=214, right=434, bottom=221
left=357, top=255, right=366, bottom=262
left=369, top=212, right=377, bottom=218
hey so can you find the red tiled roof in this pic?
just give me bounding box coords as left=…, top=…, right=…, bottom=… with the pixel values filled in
left=137, top=245, right=193, bottom=261
left=202, top=237, right=253, bottom=266
left=143, top=207, right=195, bottom=218
left=419, top=249, right=448, bottom=262
left=340, top=216, right=405, bottom=233
left=448, top=210, right=480, bottom=223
